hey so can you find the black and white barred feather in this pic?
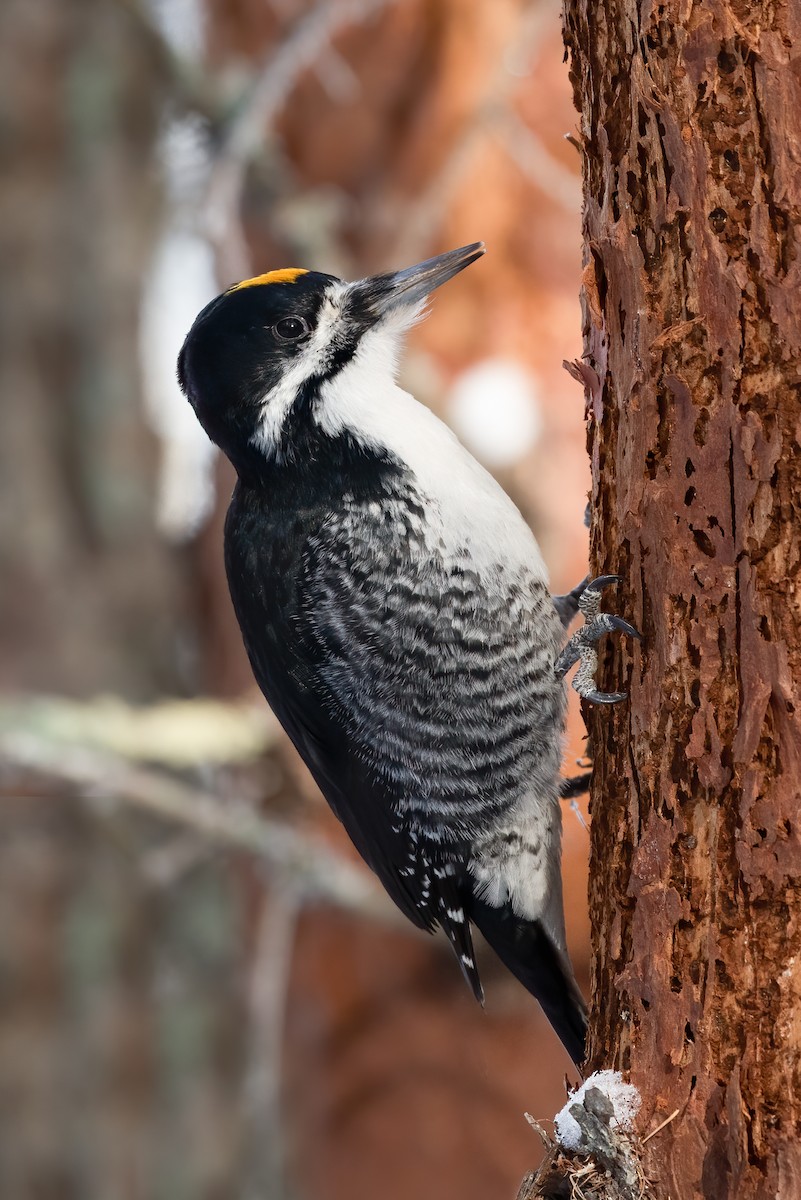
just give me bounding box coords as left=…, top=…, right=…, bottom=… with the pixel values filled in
left=180, top=256, right=589, bottom=1065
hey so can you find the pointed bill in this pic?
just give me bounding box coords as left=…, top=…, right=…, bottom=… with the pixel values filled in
left=353, top=243, right=486, bottom=316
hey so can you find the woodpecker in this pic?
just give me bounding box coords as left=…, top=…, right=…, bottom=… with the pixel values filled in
left=178, top=244, right=638, bottom=1066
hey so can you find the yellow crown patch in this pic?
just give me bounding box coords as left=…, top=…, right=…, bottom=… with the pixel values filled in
left=228, top=268, right=308, bottom=293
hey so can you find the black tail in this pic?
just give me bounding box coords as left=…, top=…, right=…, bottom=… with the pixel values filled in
left=468, top=894, right=587, bottom=1067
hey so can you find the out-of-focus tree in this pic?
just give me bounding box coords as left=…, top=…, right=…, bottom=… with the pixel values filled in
left=0, top=0, right=192, bottom=698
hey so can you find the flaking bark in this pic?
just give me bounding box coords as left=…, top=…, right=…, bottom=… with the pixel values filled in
left=561, top=1, right=801, bottom=1197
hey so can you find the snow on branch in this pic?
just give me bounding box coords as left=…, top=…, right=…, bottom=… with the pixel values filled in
left=554, top=1071, right=641, bottom=1152
left=519, top=1072, right=652, bottom=1200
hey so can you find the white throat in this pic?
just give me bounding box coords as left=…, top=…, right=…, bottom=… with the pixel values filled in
left=315, top=328, right=548, bottom=581
left=248, top=299, right=547, bottom=584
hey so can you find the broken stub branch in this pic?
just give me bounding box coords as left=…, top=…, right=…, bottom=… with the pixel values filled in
left=518, top=1071, right=652, bottom=1200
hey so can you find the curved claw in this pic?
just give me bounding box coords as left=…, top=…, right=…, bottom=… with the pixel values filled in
left=556, top=572, right=640, bottom=704
left=584, top=573, right=622, bottom=592
left=608, top=614, right=642, bottom=641
left=579, top=686, right=628, bottom=705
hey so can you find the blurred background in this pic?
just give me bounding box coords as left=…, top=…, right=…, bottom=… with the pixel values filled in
left=0, top=1, right=593, bottom=1197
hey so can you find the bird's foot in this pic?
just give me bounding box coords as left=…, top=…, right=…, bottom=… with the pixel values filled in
left=557, top=772, right=592, bottom=799
left=554, top=574, right=640, bottom=704
left=552, top=576, right=589, bottom=629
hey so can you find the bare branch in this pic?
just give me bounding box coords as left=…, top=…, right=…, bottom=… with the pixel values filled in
left=0, top=728, right=399, bottom=924
left=492, top=108, right=581, bottom=214
left=116, top=0, right=220, bottom=119
left=204, top=0, right=399, bottom=277
left=383, top=0, right=576, bottom=263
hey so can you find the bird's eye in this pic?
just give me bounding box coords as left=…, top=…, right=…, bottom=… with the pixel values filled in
left=274, top=316, right=310, bottom=341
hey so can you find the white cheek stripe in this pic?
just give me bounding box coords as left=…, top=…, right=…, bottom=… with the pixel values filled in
left=250, top=360, right=308, bottom=456
left=249, top=283, right=420, bottom=460
left=246, top=283, right=548, bottom=584
left=249, top=287, right=346, bottom=458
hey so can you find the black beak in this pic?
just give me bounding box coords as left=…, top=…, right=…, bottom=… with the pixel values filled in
left=354, top=243, right=485, bottom=317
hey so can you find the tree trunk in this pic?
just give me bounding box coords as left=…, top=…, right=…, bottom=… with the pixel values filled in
left=562, top=2, right=801, bottom=1197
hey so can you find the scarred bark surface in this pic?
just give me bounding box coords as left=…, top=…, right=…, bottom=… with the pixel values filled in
left=562, top=2, right=801, bottom=1197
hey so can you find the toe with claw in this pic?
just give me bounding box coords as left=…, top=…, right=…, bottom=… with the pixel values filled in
left=554, top=574, right=641, bottom=704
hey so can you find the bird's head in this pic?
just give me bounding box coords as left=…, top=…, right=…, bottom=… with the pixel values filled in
left=178, top=243, right=485, bottom=479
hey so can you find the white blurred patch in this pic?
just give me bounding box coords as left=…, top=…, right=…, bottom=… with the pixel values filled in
left=158, top=114, right=214, bottom=212
left=139, top=1, right=220, bottom=542
left=140, top=227, right=219, bottom=540
left=446, top=357, right=543, bottom=468
left=145, top=0, right=205, bottom=58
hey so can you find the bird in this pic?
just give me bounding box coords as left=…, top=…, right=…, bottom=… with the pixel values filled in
left=178, top=243, right=637, bottom=1066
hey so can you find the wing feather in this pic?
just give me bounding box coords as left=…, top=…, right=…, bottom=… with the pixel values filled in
left=225, top=488, right=562, bottom=935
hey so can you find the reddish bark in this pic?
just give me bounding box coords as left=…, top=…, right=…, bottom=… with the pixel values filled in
left=562, top=1, right=801, bottom=1196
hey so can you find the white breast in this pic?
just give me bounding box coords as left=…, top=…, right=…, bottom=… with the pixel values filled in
left=315, top=327, right=549, bottom=583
